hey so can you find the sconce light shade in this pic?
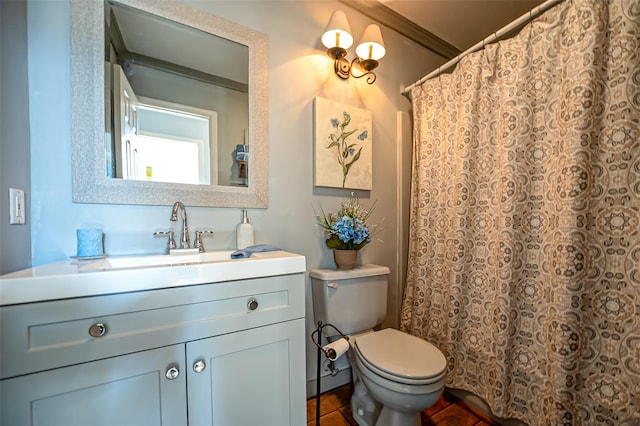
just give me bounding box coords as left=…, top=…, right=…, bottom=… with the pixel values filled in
left=356, top=24, right=386, bottom=60
left=321, top=11, right=353, bottom=50
left=321, top=12, right=384, bottom=84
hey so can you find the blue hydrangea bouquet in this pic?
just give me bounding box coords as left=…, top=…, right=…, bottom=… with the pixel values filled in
left=316, top=193, right=379, bottom=251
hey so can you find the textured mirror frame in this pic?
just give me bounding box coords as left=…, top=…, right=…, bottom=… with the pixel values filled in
left=70, top=0, right=269, bottom=207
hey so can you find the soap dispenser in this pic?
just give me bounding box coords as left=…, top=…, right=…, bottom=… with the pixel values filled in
left=236, top=209, right=255, bottom=249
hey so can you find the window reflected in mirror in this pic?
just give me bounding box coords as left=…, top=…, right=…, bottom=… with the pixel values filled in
left=104, top=0, right=249, bottom=187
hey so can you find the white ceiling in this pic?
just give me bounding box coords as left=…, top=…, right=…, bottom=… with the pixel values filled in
left=378, top=0, right=545, bottom=52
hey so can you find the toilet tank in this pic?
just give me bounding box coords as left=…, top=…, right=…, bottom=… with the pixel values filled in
left=310, top=264, right=390, bottom=336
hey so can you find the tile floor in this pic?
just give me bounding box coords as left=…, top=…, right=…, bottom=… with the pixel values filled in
left=307, top=383, right=498, bottom=426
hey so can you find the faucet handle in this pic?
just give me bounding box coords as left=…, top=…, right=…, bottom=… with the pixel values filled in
left=194, top=230, right=214, bottom=253
left=153, top=230, right=176, bottom=254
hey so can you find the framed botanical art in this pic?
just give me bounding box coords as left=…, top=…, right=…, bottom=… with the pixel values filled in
left=314, top=97, right=372, bottom=190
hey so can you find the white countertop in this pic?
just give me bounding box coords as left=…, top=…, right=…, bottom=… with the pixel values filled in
left=0, top=250, right=306, bottom=306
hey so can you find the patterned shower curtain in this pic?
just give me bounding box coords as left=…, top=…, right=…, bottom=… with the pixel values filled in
left=400, top=1, right=639, bottom=425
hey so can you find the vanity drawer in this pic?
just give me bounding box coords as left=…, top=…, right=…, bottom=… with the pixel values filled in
left=0, top=273, right=304, bottom=379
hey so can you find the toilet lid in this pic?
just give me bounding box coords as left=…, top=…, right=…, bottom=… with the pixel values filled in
left=354, top=328, right=446, bottom=382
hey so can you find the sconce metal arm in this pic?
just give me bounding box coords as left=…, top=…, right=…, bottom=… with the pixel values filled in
left=327, top=48, right=378, bottom=84
left=333, top=57, right=377, bottom=84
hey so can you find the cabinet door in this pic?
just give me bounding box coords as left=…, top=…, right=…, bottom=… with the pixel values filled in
left=0, top=344, right=187, bottom=426
left=187, top=319, right=306, bottom=426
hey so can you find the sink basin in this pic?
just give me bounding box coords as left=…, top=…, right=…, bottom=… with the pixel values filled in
left=77, top=250, right=237, bottom=272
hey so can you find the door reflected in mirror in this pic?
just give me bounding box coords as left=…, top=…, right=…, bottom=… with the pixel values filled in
left=105, top=1, right=249, bottom=187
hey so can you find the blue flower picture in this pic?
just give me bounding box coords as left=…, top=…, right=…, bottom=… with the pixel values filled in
left=314, top=97, right=372, bottom=190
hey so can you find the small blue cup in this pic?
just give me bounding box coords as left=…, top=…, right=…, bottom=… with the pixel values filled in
left=77, top=228, right=104, bottom=257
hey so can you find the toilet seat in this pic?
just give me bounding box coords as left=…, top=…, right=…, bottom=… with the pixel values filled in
left=354, top=328, right=446, bottom=385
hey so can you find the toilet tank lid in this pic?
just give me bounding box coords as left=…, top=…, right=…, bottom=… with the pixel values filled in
left=309, top=264, right=390, bottom=280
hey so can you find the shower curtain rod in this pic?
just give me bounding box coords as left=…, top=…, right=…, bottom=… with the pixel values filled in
left=402, top=0, right=564, bottom=95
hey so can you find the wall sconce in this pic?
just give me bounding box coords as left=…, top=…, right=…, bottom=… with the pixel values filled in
left=321, top=11, right=386, bottom=84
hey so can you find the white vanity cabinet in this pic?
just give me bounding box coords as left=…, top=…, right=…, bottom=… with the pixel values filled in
left=187, top=320, right=305, bottom=425
left=0, top=270, right=306, bottom=426
left=1, top=344, right=188, bottom=425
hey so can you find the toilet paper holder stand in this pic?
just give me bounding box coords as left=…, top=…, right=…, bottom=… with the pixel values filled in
left=311, top=321, right=349, bottom=360
left=311, top=321, right=350, bottom=426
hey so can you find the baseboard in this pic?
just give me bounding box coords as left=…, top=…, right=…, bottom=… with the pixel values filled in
left=306, top=367, right=352, bottom=398
left=447, top=388, right=528, bottom=426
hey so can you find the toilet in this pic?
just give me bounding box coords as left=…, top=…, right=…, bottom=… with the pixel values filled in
left=310, top=264, right=447, bottom=426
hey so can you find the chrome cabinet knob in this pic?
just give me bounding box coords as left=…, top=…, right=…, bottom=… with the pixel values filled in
left=165, top=365, right=180, bottom=380
left=193, top=359, right=206, bottom=373
left=247, top=297, right=259, bottom=311
left=88, top=323, right=107, bottom=338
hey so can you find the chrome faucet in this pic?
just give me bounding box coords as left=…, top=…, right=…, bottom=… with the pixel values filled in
left=170, top=201, right=190, bottom=249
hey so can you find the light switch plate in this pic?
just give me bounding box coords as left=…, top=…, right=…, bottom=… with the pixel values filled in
left=9, top=188, right=25, bottom=225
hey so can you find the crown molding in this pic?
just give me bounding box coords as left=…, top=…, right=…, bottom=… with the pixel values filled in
left=339, top=0, right=461, bottom=60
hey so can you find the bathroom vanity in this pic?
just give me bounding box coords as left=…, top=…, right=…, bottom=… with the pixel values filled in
left=0, top=250, right=306, bottom=426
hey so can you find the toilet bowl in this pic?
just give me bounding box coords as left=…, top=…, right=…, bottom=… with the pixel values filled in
left=350, top=328, right=447, bottom=426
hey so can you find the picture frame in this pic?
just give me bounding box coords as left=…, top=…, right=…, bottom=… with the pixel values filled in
left=313, top=97, right=372, bottom=190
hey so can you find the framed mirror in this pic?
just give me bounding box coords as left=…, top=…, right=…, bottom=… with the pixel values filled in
left=71, top=0, right=268, bottom=207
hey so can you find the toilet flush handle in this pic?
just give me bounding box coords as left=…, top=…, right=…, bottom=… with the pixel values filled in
left=327, top=282, right=338, bottom=289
